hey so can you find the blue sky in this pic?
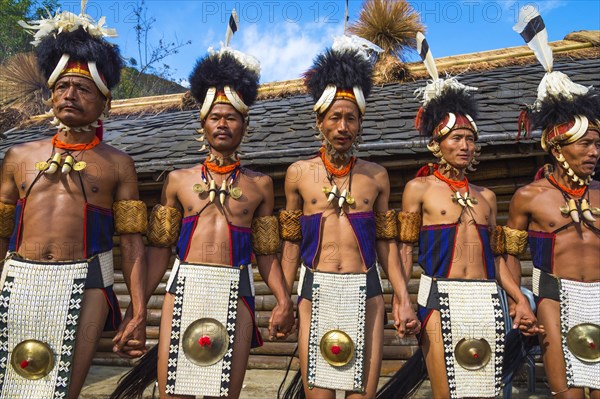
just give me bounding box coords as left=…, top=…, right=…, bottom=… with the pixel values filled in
left=59, top=0, right=600, bottom=84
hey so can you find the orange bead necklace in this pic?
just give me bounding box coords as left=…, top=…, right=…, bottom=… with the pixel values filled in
left=548, top=175, right=587, bottom=198
left=319, top=147, right=355, bottom=178
left=52, top=134, right=100, bottom=152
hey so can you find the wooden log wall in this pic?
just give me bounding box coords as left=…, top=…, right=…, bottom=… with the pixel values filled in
left=96, top=154, right=547, bottom=378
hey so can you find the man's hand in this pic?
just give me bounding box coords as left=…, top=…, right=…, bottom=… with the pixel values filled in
left=508, top=297, right=517, bottom=321
left=268, top=298, right=296, bottom=341
left=112, top=304, right=147, bottom=358
left=512, top=300, right=544, bottom=336
left=392, top=295, right=421, bottom=338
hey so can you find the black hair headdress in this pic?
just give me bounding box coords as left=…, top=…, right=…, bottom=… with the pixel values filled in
left=304, top=35, right=381, bottom=115
left=20, top=4, right=122, bottom=95
left=189, top=48, right=260, bottom=120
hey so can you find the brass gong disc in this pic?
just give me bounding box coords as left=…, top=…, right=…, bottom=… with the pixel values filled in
left=10, top=339, right=55, bottom=380
left=566, top=323, right=600, bottom=363
left=454, top=338, right=492, bottom=370
left=182, top=318, right=229, bottom=366
left=319, top=330, right=355, bottom=367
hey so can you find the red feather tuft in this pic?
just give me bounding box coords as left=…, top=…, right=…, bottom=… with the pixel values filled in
left=533, top=166, right=546, bottom=181
left=414, top=106, right=424, bottom=130
left=517, top=109, right=531, bottom=140
left=415, top=163, right=437, bottom=177
left=534, top=164, right=554, bottom=181
left=95, top=119, right=103, bottom=141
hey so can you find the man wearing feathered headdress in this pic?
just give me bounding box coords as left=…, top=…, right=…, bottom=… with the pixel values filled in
left=279, top=35, right=418, bottom=398
left=111, top=25, right=295, bottom=399
left=0, top=3, right=147, bottom=398
left=379, top=32, right=540, bottom=399
left=504, top=6, right=600, bottom=397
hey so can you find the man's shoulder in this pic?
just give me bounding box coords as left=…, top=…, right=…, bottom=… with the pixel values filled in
left=401, top=175, right=434, bottom=205
left=241, top=167, right=268, bottom=179
left=166, top=167, right=199, bottom=183
left=288, top=157, right=318, bottom=170
left=356, top=158, right=387, bottom=175
left=470, top=183, right=496, bottom=198
left=513, top=179, right=549, bottom=201
left=405, top=174, right=435, bottom=190
left=284, top=158, right=319, bottom=183
left=3, top=139, right=50, bottom=164
left=97, top=142, right=133, bottom=161
left=241, top=167, right=273, bottom=192
left=8, top=137, right=51, bottom=152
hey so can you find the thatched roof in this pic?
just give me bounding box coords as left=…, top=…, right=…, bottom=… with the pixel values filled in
left=1, top=31, right=599, bottom=176
left=107, top=32, right=599, bottom=116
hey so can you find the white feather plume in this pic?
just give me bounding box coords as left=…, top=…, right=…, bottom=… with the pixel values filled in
left=414, top=32, right=475, bottom=105
left=513, top=6, right=590, bottom=110
left=19, top=10, right=117, bottom=46
left=208, top=46, right=261, bottom=75
left=416, top=32, right=438, bottom=81
left=332, top=34, right=383, bottom=61
left=534, top=71, right=591, bottom=110
left=415, top=76, right=478, bottom=106
left=513, top=5, right=553, bottom=72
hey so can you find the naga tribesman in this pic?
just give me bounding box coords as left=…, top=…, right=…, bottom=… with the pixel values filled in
left=0, top=4, right=147, bottom=399
left=505, top=7, right=600, bottom=398
left=280, top=35, right=419, bottom=399
left=111, top=42, right=295, bottom=399
left=378, top=32, right=540, bottom=399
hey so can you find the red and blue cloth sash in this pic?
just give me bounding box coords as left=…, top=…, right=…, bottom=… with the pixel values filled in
left=299, top=211, right=377, bottom=269
left=416, top=223, right=496, bottom=325
left=7, top=198, right=120, bottom=331
left=175, top=214, right=262, bottom=348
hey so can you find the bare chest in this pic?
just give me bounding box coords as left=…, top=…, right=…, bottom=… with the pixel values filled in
left=298, top=173, right=379, bottom=214
left=423, top=185, right=492, bottom=226
left=530, top=189, right=600, bottom=232
left=16, top=152, right=118, bottom=205
left=176, top=174, right=262, bottom=224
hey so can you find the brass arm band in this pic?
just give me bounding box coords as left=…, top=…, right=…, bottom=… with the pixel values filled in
left=0, top=202, right=16, bottom=239
left=398, top=211, right=422, bottom=243
left=503, top=226, right=528, bottom=256
left=147, top=205, right=182, bottom=247
left=279, top=209, right=303, bottom=242
left=113, top=200, right=148, bottom=234
left=490, top=225, right=505, bottom=256
left=252, top=216, right=281, bottom=255
left=375, top=210, right=398, bottom=240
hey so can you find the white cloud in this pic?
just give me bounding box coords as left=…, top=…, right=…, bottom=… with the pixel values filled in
left=235, top=20, right=344, bottom=83
left=535, top=0, right=567, bottom=13
left=178, top=78, right=190, bottom=89
left=496, top=0, right=566, bottom=19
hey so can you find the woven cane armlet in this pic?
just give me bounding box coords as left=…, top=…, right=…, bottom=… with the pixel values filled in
left=279, top=209, right=303, bottom=242
left=502, top=226, right=528, bottom=256
left=490, top=225, right=505, bottom=256
left=147, top=204, right=182, bottom=247
left=113, top=200, right=148, bottom=234
left=398, top=211, right=422, bottom=243
left=375, top=210, right=398, bottom=240
left=252, top=216, right=280, bottom=255
left=0, top=202, right=16, bottom=239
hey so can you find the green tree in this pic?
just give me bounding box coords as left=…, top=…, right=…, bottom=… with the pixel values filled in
left=0, top=0, right=59, bottom=64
